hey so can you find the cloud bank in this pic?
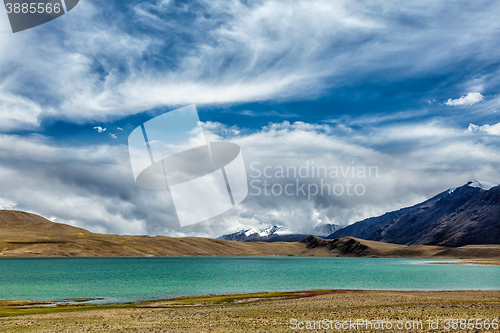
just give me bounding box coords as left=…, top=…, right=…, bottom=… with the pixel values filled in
left=0, top=119, right=498, bottom=237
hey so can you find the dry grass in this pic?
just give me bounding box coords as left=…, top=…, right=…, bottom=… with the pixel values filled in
left=1, top=290, right=499, bottom=332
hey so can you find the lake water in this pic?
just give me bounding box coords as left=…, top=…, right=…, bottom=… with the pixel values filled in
left=0, top=257, right=498, bottom=304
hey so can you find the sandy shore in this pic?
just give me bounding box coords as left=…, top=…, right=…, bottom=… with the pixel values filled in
left=1, top=290, right=499, bottom=332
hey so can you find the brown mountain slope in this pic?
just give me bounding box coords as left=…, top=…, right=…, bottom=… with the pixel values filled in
left=329, top=182, right=500, bottom=247
left=1, top=210, right=499, bottom=259
left=300, top=235, right=500, bottom=259
left=0, top=210, right=91, bottom=237
left=0, top=211, right=326, bottom=257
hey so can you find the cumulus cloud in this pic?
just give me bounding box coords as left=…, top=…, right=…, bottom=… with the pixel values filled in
left=109, top=133, right=118, bottom=139
left=467, top=122, right=500, bottom=136
left=94, top=126, right=106, bottom=133
left=445, top=92, right=485, bottom=106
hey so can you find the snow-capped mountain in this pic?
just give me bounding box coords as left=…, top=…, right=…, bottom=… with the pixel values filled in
left=219, top=225, right=284, bottom=241
left=329, top=180, right=500, bottom=247
left=218, top=223, right=344, bottom=242
left=218, top=225, right=311, bottom=242
left=258, top=225, right=282, bottom=237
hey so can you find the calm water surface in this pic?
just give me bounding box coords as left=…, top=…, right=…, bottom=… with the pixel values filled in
left=0, top=257, right=498, bottom=304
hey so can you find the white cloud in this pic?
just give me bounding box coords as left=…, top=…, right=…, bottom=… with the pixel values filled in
left=467, top=122, right=500, bottom=136
left=0, top=87, right=44, bottom=130
left=445, top=92, right=485, bottom=106
left=109, top=133, right=118, bottom=139
left=0, top=197, right=17, bottom=210
left=239, top=110, right=299, bottom=118
left=324, top=110, right=429, bottom=127
left=94, top=126, right=106, bottom=133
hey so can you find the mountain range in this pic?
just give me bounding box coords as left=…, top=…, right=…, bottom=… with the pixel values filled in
left=0, top=209, right=499, bottom=259
left=328, top=180, right=500, bottom=247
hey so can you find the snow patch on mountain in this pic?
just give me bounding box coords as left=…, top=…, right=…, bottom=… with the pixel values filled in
left=314, top=223, right=342, bottom=236
left=468, top=180, right=499, bottom=191
left=257, top=225, right=283, bottom=237
left=243, top=227, right=259, bottom=237
left=218, top=225, right=285, bottom=241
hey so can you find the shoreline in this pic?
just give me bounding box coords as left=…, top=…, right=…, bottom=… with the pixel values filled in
left=2, top=257, right=498, bottom=310
left=1, top=255, right=499, bottom=261
left=1, top=290, right=499, bottom=332
left=2, top=288, right=500, bottom=316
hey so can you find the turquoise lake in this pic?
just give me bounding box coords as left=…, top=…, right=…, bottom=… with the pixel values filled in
left=0, top=257, right=498, bottom=304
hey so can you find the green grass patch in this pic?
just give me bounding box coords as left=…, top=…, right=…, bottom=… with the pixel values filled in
left=0, top=290, right=333, bottom=318
left=0, top=303, right=134, bottom=318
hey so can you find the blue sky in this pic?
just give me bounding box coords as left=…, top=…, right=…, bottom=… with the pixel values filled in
left=0, top=0, right=499, bottom=236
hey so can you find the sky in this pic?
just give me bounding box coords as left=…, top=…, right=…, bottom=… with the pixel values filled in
left=0, top=0, right=499, bottom=237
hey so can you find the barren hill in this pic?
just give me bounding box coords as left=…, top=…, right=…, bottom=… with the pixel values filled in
left=300, top=235, right=500, bottom=259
